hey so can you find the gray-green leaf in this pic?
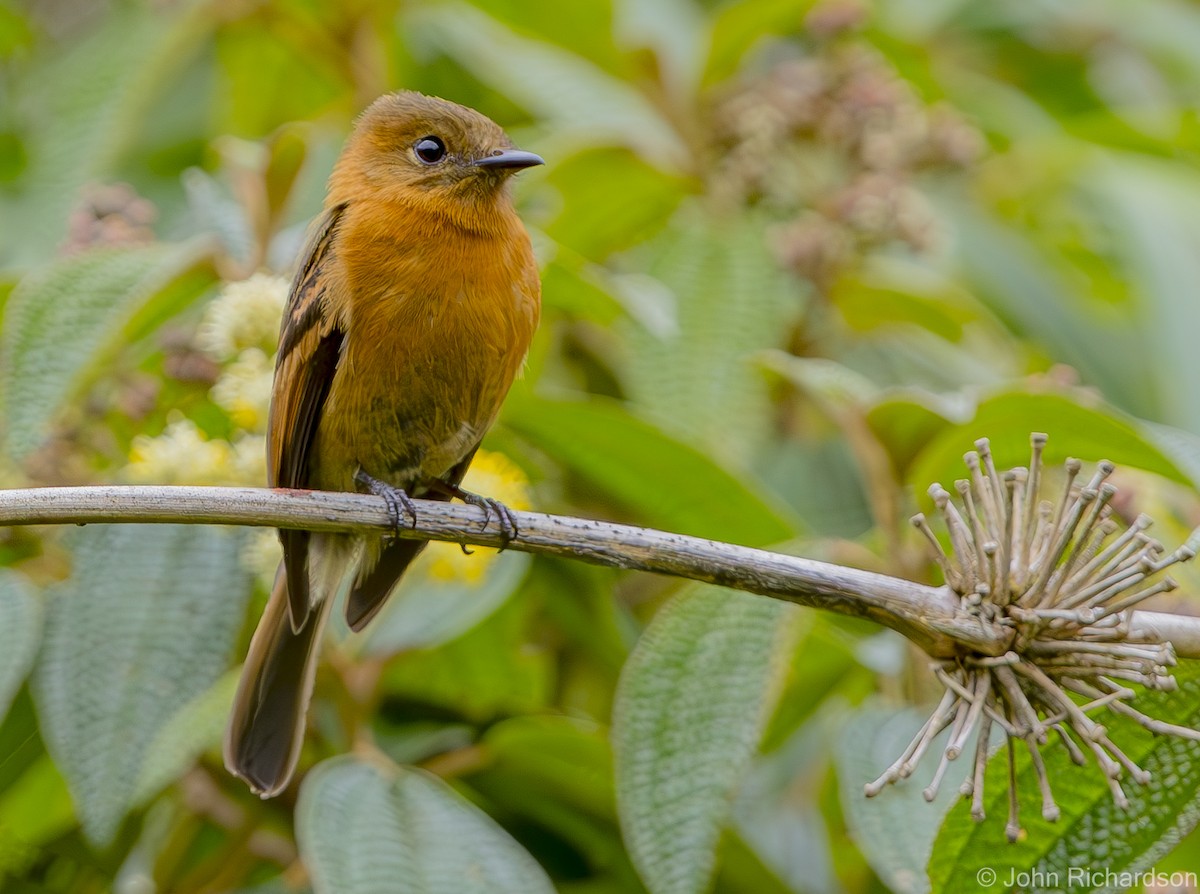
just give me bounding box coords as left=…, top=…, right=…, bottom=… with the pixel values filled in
left=836, top=705, right=966, bottom=894
left=614, top=586, right=801, bottom=894
left=620, top=209, right=803, bottom=467
left=33, top=524, right=249, bottom=845
left=2, top=241, right=215, bottom=458
left=296, top=757, right=555, bottom=894
left=134, top=669, right=240, bottom=806
left=0, top=569, right=41, bottom=725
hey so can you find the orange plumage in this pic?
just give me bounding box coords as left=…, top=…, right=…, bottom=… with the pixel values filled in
left=224, top=92, right=542, bottom=797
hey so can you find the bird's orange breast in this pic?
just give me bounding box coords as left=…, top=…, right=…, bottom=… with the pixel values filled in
left=309, top=198, right=540, bottom=493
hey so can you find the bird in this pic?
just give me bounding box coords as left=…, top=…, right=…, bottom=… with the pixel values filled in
left=223, top=91, right=543, bottom=798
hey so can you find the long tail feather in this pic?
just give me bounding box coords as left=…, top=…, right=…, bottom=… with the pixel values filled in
left=224, top=566, right=331, bottom=797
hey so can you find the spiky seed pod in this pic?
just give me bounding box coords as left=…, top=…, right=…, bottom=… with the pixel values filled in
left=867, top=433, right=1198, bottom=841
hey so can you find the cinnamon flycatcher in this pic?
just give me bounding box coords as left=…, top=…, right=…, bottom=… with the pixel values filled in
left=224, top=92, right=542, bottom=797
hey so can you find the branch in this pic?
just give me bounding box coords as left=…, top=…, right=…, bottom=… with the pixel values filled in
left=0, top=485, right=1194, bottom=659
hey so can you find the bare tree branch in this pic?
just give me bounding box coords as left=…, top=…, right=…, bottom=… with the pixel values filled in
left=0, top=484, right=1194, bottom=658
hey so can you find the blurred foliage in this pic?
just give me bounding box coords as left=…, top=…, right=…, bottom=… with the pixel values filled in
left=2, top=0, right=1200, bottom=891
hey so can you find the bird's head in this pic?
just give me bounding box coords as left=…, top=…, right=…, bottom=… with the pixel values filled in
left=329, top=91, right=543, bottom=226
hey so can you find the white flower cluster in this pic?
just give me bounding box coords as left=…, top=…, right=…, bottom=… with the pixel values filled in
left=196, top=273, right=288, bottom=360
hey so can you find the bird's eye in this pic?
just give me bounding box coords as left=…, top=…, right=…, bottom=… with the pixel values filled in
left=414, top=136, right=447, bottom=165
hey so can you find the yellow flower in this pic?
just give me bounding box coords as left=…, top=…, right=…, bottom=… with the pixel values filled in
left=196, top=273, right=287, bottom=361
left=425, top=450, right=533, bottom=585
left=210, top=348, right=273, bottom=434
left=125, top=416, right=234, bottom=485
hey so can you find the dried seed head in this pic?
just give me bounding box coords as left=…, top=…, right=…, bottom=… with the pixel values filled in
left=867, top=433, right=1198, bottom=841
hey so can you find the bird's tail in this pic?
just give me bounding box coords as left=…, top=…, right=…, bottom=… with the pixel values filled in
left=344, top=536, right=429, bottom=631
left=224, top=566, right=331, bottom=798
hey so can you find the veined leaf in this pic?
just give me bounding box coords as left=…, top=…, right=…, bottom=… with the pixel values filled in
left=0, top=570, right=40, bottom=725
left=32, top=524, right=249, bottom=845
left=620, top=209, right=804, bottom=466
left=133, top=669, right=240, bottom=806
left=929, top=660, right=1200, bottom=892
left=1, top=240, right=216, bottom=459
left=297, top=757, right=555, bottom=894
left=614, top=586, right=801, bottom=894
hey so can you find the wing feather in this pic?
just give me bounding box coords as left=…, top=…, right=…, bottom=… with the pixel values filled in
left=268, top=205, right=347, bottom=631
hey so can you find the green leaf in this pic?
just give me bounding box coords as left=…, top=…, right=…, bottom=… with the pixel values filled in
left=483, top=715, right=616, bottom=819
left=0, top=570, right=40, bottom=725
left=212, top=16, right=344, bottom=137
left=538, top=252, right=625, bottom=323
left=929, top=660, right=1200, bottom=892
left=296, top=757, right=556, bottom=894
left=620, top=209, right=803, bottom=466
left=361, top=550, right=531, bottom=656
left=379, top=595, right=550, bottom=721
left=468, top=715, right=651, bottom=892
left=32, top=525, right=250, bottom=845
left=183, top=167, right=256, bottom=266
left=907, top=390, right=1192, bottom=501
left=704, top=0, right=818, bottom=85
left=409, top=3, right=688, bottom=168
left=865, top=392, right=957, bottom=478
left=614, top=587, right=801, bottom=894
left=1091, top=155, right=1200, bottom=433
left=543, top=147, right=690, bottom=259
left=1142, top=421, right=1200, bottom=488
left=502, top=391, right=800, bottom=544
left=941, top=196, right=1155, bottom=416
left=830, top=258, right=993, bottom=343
left=760, top=352, right=881, bottom=409
left=0, top=754, right=75, bottom=880
left=1, top=241, right=216, bottom=459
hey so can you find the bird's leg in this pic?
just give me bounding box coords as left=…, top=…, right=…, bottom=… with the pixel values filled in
left=428, top=481, right=519, bottom=548
left=354, top=469, right=418, bottom=535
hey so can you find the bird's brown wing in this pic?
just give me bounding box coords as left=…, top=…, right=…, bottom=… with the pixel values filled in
left=269, top=204, right=347, bottom=631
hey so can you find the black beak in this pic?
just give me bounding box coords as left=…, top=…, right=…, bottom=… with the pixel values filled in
left=473, top=148, right=545, bottom=170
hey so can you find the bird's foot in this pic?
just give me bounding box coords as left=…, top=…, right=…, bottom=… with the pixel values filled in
left=355, top=469, right=418, bottom=535
left=430, top=482, right=519, bottom=549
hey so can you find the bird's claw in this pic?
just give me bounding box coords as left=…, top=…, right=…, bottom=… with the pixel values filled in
left=439, top=485, right=519, bottom=549
left=472, top=495, right=519, bottom=548
left=355, top=469, right=417, bottom=535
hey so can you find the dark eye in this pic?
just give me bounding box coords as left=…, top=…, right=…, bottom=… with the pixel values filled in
left=414, top=136, right=446, bottom=164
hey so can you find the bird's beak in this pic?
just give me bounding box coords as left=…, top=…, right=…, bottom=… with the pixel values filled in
left=473, top=149, right=545, bottom=170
